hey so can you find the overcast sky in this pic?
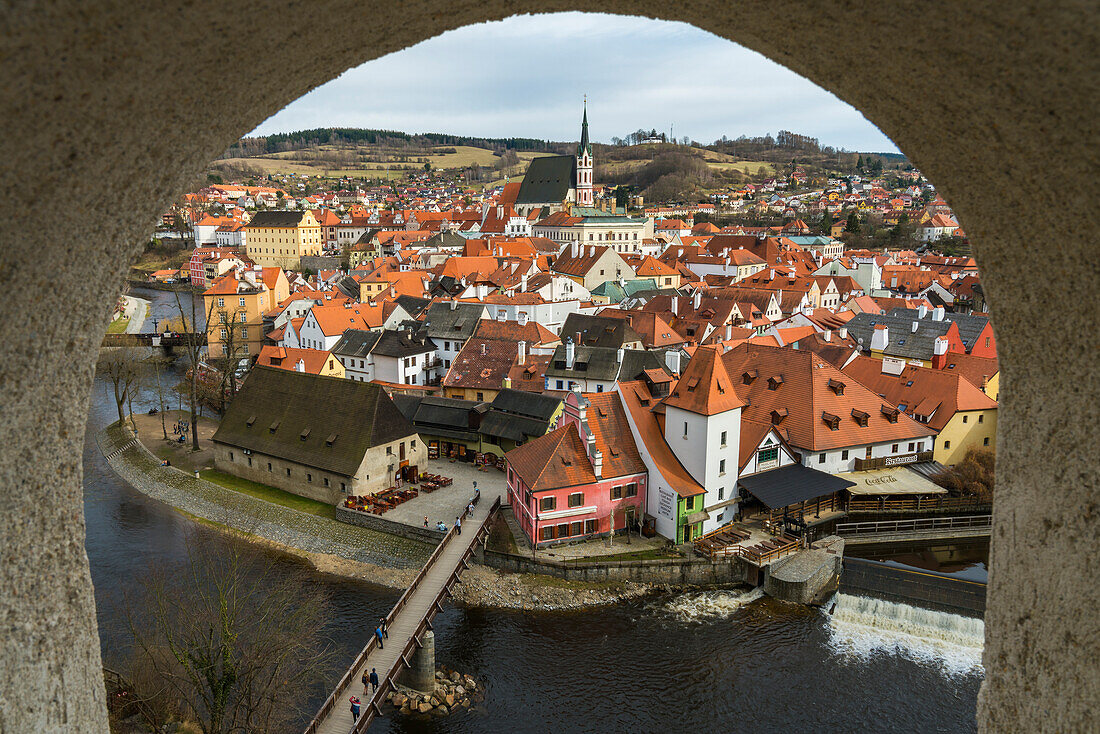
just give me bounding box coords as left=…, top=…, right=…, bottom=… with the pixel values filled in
left=251, top=12, right=900, bottom=153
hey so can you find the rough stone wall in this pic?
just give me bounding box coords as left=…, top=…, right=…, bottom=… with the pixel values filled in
left=482, top=549, right=754, bottom=585
left=0, top=2, right=1096, bottom=732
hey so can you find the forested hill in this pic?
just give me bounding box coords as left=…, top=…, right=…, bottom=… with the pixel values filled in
left=229, top=128, right=560, bottom=157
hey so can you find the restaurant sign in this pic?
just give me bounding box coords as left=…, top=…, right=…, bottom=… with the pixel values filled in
left=884, top=453, right=918, bottom=467
left=657, top=488, right=675, bottom=519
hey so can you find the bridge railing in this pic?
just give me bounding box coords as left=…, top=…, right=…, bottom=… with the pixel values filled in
left=836, top=514, right=992, bottom=536
left=352, top=495, right=500, bottom=733
left=303, top=494, right=499, bottom=734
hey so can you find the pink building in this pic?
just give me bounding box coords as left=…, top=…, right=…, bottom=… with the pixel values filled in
left=506, top=391, right=647, bottom=547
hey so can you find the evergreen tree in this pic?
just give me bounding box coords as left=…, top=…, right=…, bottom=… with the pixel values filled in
left=845, top=211, right=861, bottom=233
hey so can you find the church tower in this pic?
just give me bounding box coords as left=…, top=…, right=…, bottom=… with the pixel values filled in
left=575, top=101, right=594, bottom=207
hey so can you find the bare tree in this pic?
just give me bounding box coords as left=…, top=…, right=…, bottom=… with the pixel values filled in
left=124, top=541, right=334, bottom=734
left=173, top=290, right=214, bottom=451
left=145, top=352, right=173, bottom=441
left=98, top=347, right=143, bottom=428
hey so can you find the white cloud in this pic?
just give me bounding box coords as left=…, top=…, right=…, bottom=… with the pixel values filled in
left=251, top=12, right=900, bottom=152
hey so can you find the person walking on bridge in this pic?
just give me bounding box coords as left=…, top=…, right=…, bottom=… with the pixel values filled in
left=375, top=625, right=384, bottom=650
left=454, top=516, right=461, bottom=535
left=379, top=617, right=388, bottom=639
left=362, top=670, right=369, bottom=695
left=349, top=695, right=361, bottom=721
left=369, top=668, right=379, bottom=693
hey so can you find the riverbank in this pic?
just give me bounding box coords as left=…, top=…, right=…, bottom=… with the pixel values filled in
left=98, top=420, right=660, bottom=610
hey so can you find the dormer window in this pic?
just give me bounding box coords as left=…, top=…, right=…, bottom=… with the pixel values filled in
left=325, top=433, right=338, bottom=446
left=246, top=415, right=257, bottom=427
left=770, top=408, right=788, bottom=424
left=827, top=378, right=845, bottom=395
left=742, top=370, right=757, bottom=385
left=686, top=377, right=700, bottom=392
left=851, top=409, right=870, bottom=427
left=268, top=420, right=280, bottom=433
left=881, top=405, right=900, bottom=423
left=767, top=375, right=784, bottom=390
left=300, top=428, right=311, bottom=441
left=822, top=411, right=841, bottom=430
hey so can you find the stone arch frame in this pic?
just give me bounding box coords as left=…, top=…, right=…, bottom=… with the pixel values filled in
left=0, top=2, right=1095, bottom=731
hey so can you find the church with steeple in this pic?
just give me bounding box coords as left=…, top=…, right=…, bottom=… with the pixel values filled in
left=514, top=102, right=597, bottom=216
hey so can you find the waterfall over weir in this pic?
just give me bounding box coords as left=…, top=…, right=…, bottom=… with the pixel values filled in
left=827, top=593, right=985, bottom=675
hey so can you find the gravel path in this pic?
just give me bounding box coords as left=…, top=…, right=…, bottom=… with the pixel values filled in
left=96, top=422, right=432, bottom=570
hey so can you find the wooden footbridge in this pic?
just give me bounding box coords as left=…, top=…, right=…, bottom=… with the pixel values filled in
left=101, top=332, right=207, bottom=348
left=304, top=493, right=501, bottom=734
left=836, top=514, right=992, bottom=545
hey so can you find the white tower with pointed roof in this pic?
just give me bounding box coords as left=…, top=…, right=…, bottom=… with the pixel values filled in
left=576, top=100, right=594, bottom=207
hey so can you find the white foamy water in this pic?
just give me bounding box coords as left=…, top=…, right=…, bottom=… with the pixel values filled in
left=826, top=593, right=985, bottom=676
left=659, top=587, right=765, bottom=622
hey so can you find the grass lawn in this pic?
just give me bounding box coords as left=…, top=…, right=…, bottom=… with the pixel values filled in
left=200, top=469, right=335, bottom=519
left=106, top=316, right=130, bottom=333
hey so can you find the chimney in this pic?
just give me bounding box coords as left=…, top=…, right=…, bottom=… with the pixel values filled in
left=592, top=449, right=603, bottom=479
left=932, top=335, right=949, bottom=369
left=838, top=326, right=848, bottom=339
left=823, top=329, right=832, bottom=341
left=565, top=337, right=575, bottom=368
left=911, top=320, right=919, bottom=333
left=450, top=298, right=457, bottom=311
left=725, top=324, right=732, bottom=341
left=521, top=273, right=528, bottom=291
left=665, top=350, right=681, bottom=375
left=616, top=348, right=624, bottom=364
left=932, top=305, right=945, bottom=321
left=517, top=341, right=526, bottom=365
left=671, top=298, right=678, bottom=316
left=589, top=245, right=595, bottom=257
left=518, top=311, right=529, bottom=326
left=917, top=303, right=928, bottom=318
left=481, top=342, right=487, bottom=355
left=501, top=376, right=512, bottom=390
left=295, top=359, right=305, bottom=372
left=870, top=324, right=889, bottom=352
left=693, top=292, right=701, bottom=309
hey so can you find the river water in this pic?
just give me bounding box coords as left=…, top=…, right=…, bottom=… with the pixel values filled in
left=85, top=287, right=984, bottom=733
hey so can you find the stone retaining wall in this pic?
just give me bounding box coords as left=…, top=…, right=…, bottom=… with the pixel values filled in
left=336, top=504, right=446, bottom=546
left=841, top=557, right=986, bottom=616
left=481, top=548, right=754, bottom=585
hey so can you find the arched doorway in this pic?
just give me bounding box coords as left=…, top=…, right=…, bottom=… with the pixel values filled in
left=1, top=4, right=1095, bottom=732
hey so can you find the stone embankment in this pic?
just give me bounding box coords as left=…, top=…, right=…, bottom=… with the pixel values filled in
left=451, top=564, right=656, bottom=611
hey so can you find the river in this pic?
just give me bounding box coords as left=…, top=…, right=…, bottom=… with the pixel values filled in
left=85, top=287, right=984, bottom=733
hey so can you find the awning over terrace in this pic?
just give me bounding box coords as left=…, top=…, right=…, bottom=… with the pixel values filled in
left=738, top=464, right=856, bottom=510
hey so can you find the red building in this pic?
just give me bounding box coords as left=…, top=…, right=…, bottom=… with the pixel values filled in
left=506, top=390, right=646, bottom=547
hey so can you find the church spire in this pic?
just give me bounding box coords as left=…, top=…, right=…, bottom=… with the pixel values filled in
left=578, top=98, right=591, bottom=157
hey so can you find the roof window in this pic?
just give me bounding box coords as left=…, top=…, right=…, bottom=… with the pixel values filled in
left=822, top=411, right=841, bottom=430
left=881, top=405, right=900, bottom=423
left=246, top=415, right=257, bottom=427
left=770, top=407, right=788, bottom=424
left=300, top=428, right=311, bottom=441
left=325, top=433, right=338, bottom=446
left=268, top=420, right=280, bottom=433
left=767, top=375, right=784, bottom=390
left=742, top=370, right=757, bottom=385
left=827, top=378, right=846, bottom=395
left=851, top=409, right=870, bottom=427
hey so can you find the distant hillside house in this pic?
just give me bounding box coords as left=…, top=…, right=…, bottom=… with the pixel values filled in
left=212, top=367, right=424, bottom=503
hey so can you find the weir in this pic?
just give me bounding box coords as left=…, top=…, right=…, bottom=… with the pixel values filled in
left=827, top=593, right=985, bottom=675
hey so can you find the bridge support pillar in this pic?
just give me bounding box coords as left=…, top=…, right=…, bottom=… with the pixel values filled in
left=399, top=630, right=435, bottom=694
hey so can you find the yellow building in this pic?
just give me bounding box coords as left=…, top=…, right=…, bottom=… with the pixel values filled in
left=843, top=356, right=998, bottom=465
left=243, top=210, right=321, bottom=269
left=203, top=267, right=290, bottom=360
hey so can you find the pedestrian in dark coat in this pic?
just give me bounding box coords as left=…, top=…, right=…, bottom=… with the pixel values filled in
left=362, top=671, right=369, bottom=695
left=379, top=617, right=388, bottom=638
left=350, top=696, right=361, bottom=721
left=369, top=668, right=379, bottom=693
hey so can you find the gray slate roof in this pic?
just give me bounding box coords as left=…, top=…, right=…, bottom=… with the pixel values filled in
left=371, top=329, right=437, bottom=358
left=887, top=308, right=990, bottom=351
left=245, top=210, right=310, bottom=228
left=489, top=388, right=561, bottom=421
left=211, top=366, right=415, bottom=476
left=516, top=155, right=575, bottom=205
left=330, top=329, right=381, bottom=359
left=423, top=302, right=488, bottom=340
left=562, top=313, right=643, bottom=349
left=545, top=346, right=669, bottom=382
left=845, top=311, right=952, bottom=360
